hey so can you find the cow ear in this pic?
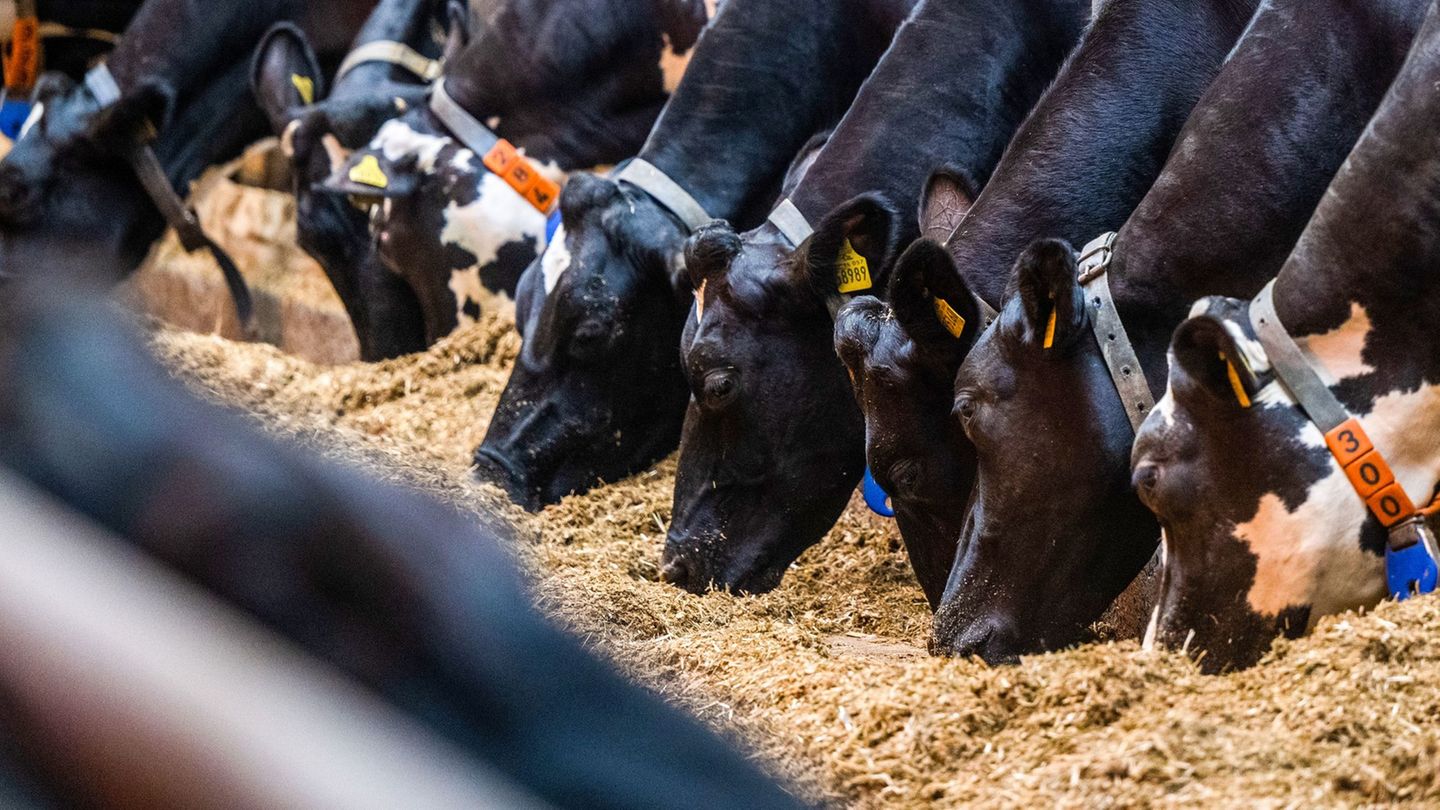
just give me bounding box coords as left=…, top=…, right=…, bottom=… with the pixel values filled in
left=251, top=23, right=324, bottom=135
left=1011, top=238, right=1086, bottom=353
left=442, top=1, right=471, bottom=65
left=918, top=167, right=977, bottom=244
left=888, top=238, right=979, bottom=361
left=88, top=77, right=176, bottom=142
left=684, top=220, right=742, bottom=293
left=802, top=193, right=901, bottom=300
left=1169, top=314, right=1259, bottom=411
left=833, top=296, right=888, bottom=389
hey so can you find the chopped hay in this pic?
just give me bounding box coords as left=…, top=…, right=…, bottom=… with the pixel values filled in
left=148, top=316, right=1440, bottom=808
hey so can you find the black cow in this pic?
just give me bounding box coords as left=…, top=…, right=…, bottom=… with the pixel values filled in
left=474, top=0, right=918, bottom=511
left=0, top=0, right=373, bottom=292
left=252, top=0, right=458, bottom=360
left=931, top=0, right=1427, bottom=663
left=0, top=279, right=803, bottom=810
left=325, top=0, right=712, bottom=348
left=1132, top=0, right=1440, bottom=673
left=661, top=0, right=1087, bottom=598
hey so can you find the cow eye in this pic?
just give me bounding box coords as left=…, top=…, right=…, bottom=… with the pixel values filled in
left=702, top=368, right=739, bottom=409
left=954, top=391, right=980, bottom=432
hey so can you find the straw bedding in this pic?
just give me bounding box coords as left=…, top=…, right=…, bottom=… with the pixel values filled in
left=148, top=315, right=1440, bottom=808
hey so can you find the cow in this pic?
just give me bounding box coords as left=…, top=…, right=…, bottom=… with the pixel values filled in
left=660, top=0, right=1088, bottom=597
left=927, top=0, right=1427, bottom=663
left=323, top=0, right=712, bottom=348
left=1131, top=0, right=1440, bottom=673
left=251, top=0, right=458, bottom=360
left=473, top=0, right=918, bottom=511
left=0, top=278, right=803, bottom=810
left=0, top=0, right=374, bottom=313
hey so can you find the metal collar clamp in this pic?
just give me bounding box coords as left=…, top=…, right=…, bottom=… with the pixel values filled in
left=429, top=79, right=558, bottom=214
left=1249, top=280, right=1440, bottom=597
left=1076, top=232, right=1155, bottom=433
left=613, top=158, right=712, bottom=234
left=84, top=63, right=255, bottom=332
left=337, top=40, right=442, bottom=84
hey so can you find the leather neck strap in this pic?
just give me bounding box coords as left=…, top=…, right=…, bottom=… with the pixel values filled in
left=337, top=40, right=441, bottom=84
left=613, top=158, right=712, bottom=234
left=429, top=79, right=558, bottom=213
left=84, top=63, right=254, bottom=333
left=1075, top=232, right=1154, bottom=433
left=766, top=198, right=851, bottom=319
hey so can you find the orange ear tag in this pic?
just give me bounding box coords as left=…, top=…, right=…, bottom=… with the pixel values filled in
left=836, top=239, right=872, bottom=294
left=1042, top=306, right=1058, bottom=350
left=694, top=278, right=707, bottom=325
left=934, top=297, right=966, bottom=339
left=4, top=17, right=39, bottom=94
left=1222, top=353, right=1251, bottom=408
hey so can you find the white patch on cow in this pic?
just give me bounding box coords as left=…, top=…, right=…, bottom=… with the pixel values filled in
left=541, top=224, right=571, bottom=295
left=280, top=119, right=299, bottom=158
left=372, top=118, right=450, bottom=172
left=319, top=133, right=351, bottom=176
left=394, top=96, right=408, bottom=112
left=659, top=34, right=694, bottom=94
left=486, top=116, right=501, bottom=130
left=18, top=101, right=43, bottom=141
left=438, top=171, right=548, bottom=322
left=1238, top=381, right=1440, bottom=625
left=1298, top=302, right=1375, bottom=383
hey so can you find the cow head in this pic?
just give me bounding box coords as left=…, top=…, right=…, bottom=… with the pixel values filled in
left=831, top=172, right=979, bottom=610
left=1131, top=296, right=1398, bottom=672
left=932, top=238, right=1159, bottom=662
left=660, top=195, right=902, bottom=594
left=474, top=172, right=693, bottom=511
left=251, top=22, right=433, bottom=360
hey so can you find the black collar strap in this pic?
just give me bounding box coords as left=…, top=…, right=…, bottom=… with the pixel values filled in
left=612, top=158, right=712, bottom=233
left=1249, top=280, right=1439, bottom=556
left=429, top=78, right=559, bottom=213
left=1074, top=232, right=1154, bottom=432
left=84, top=64, right=255, bottom=333
left=337, top=40, right=441, bottom=84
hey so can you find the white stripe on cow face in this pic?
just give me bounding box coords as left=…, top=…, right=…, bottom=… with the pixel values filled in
left=541, top=224, right=571, bottom=295
left=18, top=102, right=43, bottom=141
left=439, top=169, right=549, bottom=323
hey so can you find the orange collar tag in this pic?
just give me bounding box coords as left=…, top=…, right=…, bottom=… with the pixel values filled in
left=4, top=17, right=40, bottom=94
left=482, top=138, right=560, bottom=215
left=1325, top=417, right=1415, bottom=527
left=934, top=297, right=966, bottom=339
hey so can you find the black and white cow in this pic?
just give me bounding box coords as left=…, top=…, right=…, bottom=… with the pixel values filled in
left=929, top=0, right=1426, bottom=662
left=252, top=0, right=458, bottom=360
left=473, top=0, right=917, bottom=511
left=1132, top=0, right=1440, bottom=673
left=660, top=0, right=1088, bottom=597
left=0, top=280, right=802, bottom=809
left=327, top=0, right=712, bottom=347
left=0, top=0, right=373, bottom=286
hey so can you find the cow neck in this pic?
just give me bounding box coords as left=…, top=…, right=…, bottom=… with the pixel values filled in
left=85, top=63, right=254, bottom=331
left=946, top=0, right=1258, bottom=311
left=637, top=0, right=910, bottom=223
left=104, top=0, right=296, bottom=98
left=335, top=0, right=444, bottom=83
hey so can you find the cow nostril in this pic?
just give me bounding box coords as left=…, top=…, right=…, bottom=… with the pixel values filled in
left=659, top=557, right=691, bottom=586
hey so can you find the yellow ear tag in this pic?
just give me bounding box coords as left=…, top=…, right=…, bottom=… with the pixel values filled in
left=836, top=239, right=872, bottom=294
left=1042, top=306, right=1058, bottom=350
left=934, top=297, right=966, bottom=339
left=349, top=154, right=390, bottom=189
left=694, top=278, right=707, bottom=325
left=1222, top=352, right=1252, bottom=408
left=290, top=73, right=315, bottom=106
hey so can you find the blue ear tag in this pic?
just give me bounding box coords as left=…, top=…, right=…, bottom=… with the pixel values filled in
left=862, top=467, right=894, bottom=518
left=0, top=99, right=33, bottom=140
left=1386, top=537, right=1439, bottom=600
left=544, top=209, right=562, bottom=245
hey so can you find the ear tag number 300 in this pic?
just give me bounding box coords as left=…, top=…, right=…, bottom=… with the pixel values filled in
left=836, top=239, right=872, bottom=294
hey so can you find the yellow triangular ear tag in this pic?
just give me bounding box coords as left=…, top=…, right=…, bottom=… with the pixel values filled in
left=290, top=73, right=315, bottom=106
left=836, top=239, right=872, bottom=294
left=1221, top=352, right=1252, bottom=408
left=349, top=154, right=390, bottom=189
left=694, top=278, right=707, bottom=325
left=933, top=297, right=966, bottom=339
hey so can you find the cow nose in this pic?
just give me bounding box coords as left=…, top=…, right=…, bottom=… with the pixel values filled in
left=658, top=546, right=707, bottom=595
left=931, top=616, right=1021, bottom=664
left=473, top=445, right=540, bottom=512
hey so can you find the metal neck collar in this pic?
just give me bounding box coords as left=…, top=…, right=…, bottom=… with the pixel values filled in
left=612, top=158, right=712, bottom=234
left=337, top=40, right=442, bottom=84
left=429, top=79, right=558, bottom=213
left=1075, top=231, right=1154, bottom=433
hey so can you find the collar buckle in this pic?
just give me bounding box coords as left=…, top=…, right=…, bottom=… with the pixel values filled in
left=1076, top=231, right=1117, bottom=285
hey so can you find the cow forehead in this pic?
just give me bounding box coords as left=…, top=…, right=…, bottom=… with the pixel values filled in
left=372, top=116, right=452, bottom=172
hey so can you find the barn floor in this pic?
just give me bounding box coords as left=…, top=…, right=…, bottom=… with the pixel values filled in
left=137, top=167, right=1440, bottom=807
